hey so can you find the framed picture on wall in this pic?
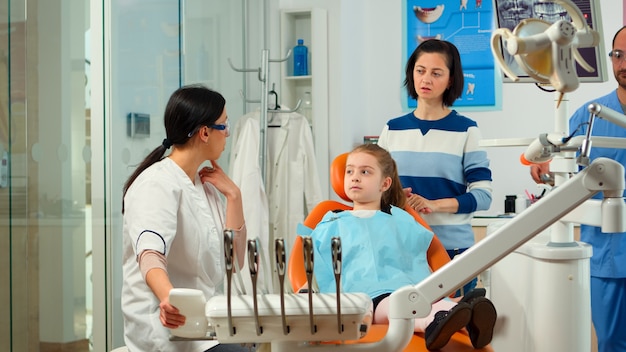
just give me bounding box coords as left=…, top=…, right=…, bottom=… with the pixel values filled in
left=493, top=0, right=607, bottom=83
left=404, top=0, right=498, bottom=110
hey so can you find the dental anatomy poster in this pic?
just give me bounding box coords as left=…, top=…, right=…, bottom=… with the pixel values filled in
left=405, top=0, right=497, bottom=109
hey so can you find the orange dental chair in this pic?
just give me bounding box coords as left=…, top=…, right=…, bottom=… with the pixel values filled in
left=288, top=152, right=493, bottom=352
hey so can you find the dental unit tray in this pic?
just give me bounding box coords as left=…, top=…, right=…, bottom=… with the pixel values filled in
left=205, top=292, right=372, bottom=343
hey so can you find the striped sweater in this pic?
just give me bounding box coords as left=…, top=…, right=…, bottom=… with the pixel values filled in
left=378, top=110, right=492, bottom=249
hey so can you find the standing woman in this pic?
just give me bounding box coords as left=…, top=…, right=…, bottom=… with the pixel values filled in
left=121, top=85, right=248, bottom=352
left=378, top=39, right=493, bottom=297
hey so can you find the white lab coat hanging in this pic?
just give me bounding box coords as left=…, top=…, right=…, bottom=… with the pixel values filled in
left=230, top=108, right=323, bottom=290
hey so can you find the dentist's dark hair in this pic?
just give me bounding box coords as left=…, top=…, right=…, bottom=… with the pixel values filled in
left=122, top=84, right=225, bottom=213
left=404, top=39, right=464, bottom=107
left=612, top=26, right=626, bottom=48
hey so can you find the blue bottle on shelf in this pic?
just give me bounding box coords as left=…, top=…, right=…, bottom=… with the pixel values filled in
left=293, top=38, right=308, bottom=76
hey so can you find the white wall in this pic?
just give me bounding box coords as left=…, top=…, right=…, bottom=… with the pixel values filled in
left=276, top=0, right=623, bottom=215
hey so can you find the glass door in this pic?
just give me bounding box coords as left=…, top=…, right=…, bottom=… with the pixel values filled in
left=0, top=0, right=94, bottom=351
left=0, top=0, right=257, bottom=350
left=105, top=0, right=252, bottom=349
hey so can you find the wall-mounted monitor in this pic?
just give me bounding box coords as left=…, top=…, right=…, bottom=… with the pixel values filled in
left=493, top=0, right=607, bottom=83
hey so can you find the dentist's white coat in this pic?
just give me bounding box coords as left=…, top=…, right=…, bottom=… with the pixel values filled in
left=122, top=157, right=226, bottom=352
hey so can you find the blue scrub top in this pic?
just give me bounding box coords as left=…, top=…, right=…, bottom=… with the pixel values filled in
left=569, top=90, right=626, bottom=278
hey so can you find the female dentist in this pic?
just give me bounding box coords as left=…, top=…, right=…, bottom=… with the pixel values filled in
left=121, top=85, right=250, bottom=352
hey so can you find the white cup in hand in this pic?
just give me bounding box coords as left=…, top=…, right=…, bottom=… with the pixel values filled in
left=168, top=288, right=208, bottom=338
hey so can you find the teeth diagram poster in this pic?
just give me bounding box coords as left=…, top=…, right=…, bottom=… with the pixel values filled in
left=405, top=0, right=497, bottom=109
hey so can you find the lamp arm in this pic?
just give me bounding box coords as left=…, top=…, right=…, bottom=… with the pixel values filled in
left=565, top=136, right=626, bottom=150
left=522, top=103, right=626, bottom=165
left=387, top=158, right=625, bottom=320
left=588, top=103, right=626, bottom=129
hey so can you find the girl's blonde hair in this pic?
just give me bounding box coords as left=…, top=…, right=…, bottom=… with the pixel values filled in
left=349, top=143, right=406, bottom=209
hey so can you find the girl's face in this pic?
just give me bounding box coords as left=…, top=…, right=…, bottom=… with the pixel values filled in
left=344, top=151, right=391, bottom=210
left=413, top=52, right=451, bottom=103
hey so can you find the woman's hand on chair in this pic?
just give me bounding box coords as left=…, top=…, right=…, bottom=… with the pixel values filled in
left=407, top=194, right=433, bottom=214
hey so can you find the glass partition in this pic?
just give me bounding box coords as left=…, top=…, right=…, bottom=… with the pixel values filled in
left=1, top=0, right=253, bottom=350
left=1, top=0, right=93, bottom=350
left=106, top=0, right=248, bottom=348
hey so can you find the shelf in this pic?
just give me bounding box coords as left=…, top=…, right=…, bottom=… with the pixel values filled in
left=280, top=7, right=330, bottom=198
left=284, top=75, right=312, bottom=80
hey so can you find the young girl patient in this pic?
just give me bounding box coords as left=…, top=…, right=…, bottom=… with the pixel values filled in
left=308, top=143, right=496, bottom=350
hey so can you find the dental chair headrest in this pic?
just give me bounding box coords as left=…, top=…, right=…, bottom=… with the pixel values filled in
left=330, top=153, right=351, bottom=203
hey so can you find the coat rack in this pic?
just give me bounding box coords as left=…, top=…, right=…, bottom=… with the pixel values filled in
left=228, top=49, right=301, bottom=182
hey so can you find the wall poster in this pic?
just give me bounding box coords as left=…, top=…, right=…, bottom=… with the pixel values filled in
left=404, top=0, right=497, bottom=109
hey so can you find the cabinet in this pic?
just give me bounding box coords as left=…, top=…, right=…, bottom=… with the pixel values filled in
left=280, top=8, right=330, bottom=198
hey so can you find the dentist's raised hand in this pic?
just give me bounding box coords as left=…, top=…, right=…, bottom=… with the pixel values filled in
left=199, top=160, right=240, bottom=199
left=200, top=159, right=246, bottom=266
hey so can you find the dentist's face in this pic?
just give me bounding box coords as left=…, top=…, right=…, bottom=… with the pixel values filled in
left=612, top=29, right=626, bottom=90
left=206, top=109, right=229, bottom=161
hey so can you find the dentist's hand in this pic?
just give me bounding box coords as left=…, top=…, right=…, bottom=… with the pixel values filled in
left=530, top=162, right=551, bottom=184
left=159, top=297, right=185, bottom=329
left=199, top=160, right=241, bottom=199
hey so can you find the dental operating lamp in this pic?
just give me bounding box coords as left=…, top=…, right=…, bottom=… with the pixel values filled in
left=491, top=0, right=599, bottom=106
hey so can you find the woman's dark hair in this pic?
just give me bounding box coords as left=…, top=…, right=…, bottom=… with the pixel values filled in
left=404, top=39, right=464, bottom=107
left=349, top=143, right=406, bottom=210
left=122, top=84, right=226, bottom=212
